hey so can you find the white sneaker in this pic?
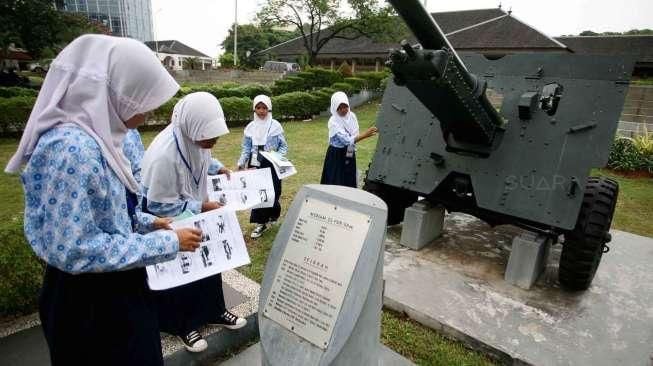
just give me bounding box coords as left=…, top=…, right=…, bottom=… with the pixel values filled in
left=178, top=330, right=208, bottom=353
left=250, top=224, right=268, bottom=239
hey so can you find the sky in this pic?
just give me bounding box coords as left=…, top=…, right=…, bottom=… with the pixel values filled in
left=150, top=0, right=653, bottom=58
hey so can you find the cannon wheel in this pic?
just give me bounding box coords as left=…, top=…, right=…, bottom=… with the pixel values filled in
left=363, top=179, right=418, bottom=225
left=559, top=177, right=618, bottom=291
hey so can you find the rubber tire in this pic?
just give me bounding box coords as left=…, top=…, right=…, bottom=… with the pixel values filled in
left=559, top=176, right=618, bottom=291
left=363, top=179, right=418, bottom=225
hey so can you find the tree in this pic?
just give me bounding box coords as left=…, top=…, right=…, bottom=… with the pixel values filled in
left=219, top=53, right=235, bottom=68
left=578, top=29, right=653, bottom=36
left=624, top=29, right=653, bottom=35
left=257, top=0, right=407, bottom=65
left=0, top=0, right=107, bottom=69
left=220, top=24, right=298, bottom=68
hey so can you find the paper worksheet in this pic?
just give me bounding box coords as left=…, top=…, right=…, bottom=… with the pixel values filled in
left=146, top=208, right=250, bottom=290
left=259, top=151, right=297, bottom=180
left=207, top=168, right=275, bottom=211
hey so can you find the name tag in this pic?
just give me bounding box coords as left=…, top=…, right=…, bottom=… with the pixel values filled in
left=251, top=148, right=260, bottom=167
left=345, top=144, right=355, bottom=158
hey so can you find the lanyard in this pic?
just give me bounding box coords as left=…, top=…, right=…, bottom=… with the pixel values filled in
left=173, top=132, right=203, bottom=187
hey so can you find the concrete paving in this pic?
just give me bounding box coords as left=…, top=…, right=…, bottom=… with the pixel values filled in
left=216, top=342, right=414, bottom=366
left=383, top=213, right=653, bottom=366
left=0, top=274, right=258, bottom=366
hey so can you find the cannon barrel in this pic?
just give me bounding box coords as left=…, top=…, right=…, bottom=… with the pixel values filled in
left=386, top=0, right=503, bottom=151
left=387, top=0, right=473, bottom=85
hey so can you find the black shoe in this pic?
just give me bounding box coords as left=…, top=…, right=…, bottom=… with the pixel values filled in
left=210, top=310, right=247, bottom=330
left=178, top=330, right=207, bottom=352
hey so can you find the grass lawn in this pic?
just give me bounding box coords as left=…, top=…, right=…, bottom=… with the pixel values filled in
left=1, top=100, right=652, bottom=365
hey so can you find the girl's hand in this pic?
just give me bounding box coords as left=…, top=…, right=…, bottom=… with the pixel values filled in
left=365, top=126, right=378, bottom=137
left=202, top=201, right=223, bottom=212
left=218, top=167, right=232, bottom=179
left=153, top=217, right=173, bottom=230
left=175, top=228, right=201, bottom=252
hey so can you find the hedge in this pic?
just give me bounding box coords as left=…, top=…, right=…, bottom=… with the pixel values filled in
left=236, top=83, right=272, bottom=99
left=0, top=96, right=37, bottom=134
left=270, top=79, right=297, bottom=95
left=308, top=68, right=343, bottom=87
left=0, top=81, right=361, bottom=134
left=0, top=87, right=38, bottom=98
left=219, top=97, right=253, bottom=122
left=330, top=82, right=355, bottom=96
left=0, top=219, right=44, bottom=318
left=356, top=71, right=389, bottom=90
left=150, top=97, right=178, bottom=122
left=343, top=77, right=367, bottom=93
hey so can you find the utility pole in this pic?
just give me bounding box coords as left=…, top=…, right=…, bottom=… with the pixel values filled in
left=233, top=0, right=238, bottom=67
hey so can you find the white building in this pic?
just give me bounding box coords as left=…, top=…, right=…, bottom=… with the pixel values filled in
left=144, top=40, right=213, bottom=71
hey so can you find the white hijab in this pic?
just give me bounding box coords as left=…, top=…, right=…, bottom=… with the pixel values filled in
left=5, top=34, right=179, bottom=193
left=141, top=92, right=229, bottom=204
left=328, top=91, right=359, bottom=140
left=244, top=95, right=283, bottom=146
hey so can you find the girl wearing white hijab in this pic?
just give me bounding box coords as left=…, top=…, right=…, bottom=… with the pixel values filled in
left=320, top=91, right=378, bottom=187
left=5, top=34, right=203, bottom=366
left=237, top=95, right=288, bottom=238
left=141, top=92, right=246, bottom=353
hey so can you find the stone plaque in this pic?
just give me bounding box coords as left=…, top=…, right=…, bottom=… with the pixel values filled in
left=263, top=197, right=371, bottom=349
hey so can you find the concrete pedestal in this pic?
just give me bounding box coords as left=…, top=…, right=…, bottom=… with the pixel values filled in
left=504, top=233, right=552, bottom=290
left=400, top=201, right=445, bottom=251
left=383, top=213, right=653, bottom=366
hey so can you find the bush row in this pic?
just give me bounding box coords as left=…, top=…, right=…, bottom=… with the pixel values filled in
left=0, top=96, right=37, bottom=135
left=0, top=87, right=39, bottom=98
left=608, top=136, right=653, bottom=173
left=270, top=69, right=388, bottom=95
left=176, top=83, right=272, bottom=100
left=0, top=219, right=44, bottom=318
left=0, top=82, right=374, bottom=133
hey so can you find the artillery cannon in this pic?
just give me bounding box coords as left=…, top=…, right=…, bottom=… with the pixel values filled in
left=364, top=0, right=634, bottom=290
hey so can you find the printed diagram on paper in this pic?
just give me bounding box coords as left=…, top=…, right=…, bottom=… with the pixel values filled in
left=207, top=168, right=275, bottom=211
left=259, top=151, right=297, bottom=180
left=146, top=209, right=250, bottom=290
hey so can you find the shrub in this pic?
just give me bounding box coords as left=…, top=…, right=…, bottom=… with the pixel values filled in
left=0, top=96, right=36, bottom=134
left=150, top=97, right=178, bottom=123
left=206, top=86, right=246, bottom=99
left=220, top=81, right=240, bottom=89
left=270, top=79, right=296, bottom=95
left=0, top=87, right=38, bottom=98
left=220, top=96, right=253, bottom=123
left=296, top=71, right=317, bottom=86
left=319, top=87, right=337, bottom=95
left=0, top=219, right=45, bottom=317
left=343, top=77, right=367, bottom=93
left=310, top=90, right=332, bottom=112
left=308, top=68, right=343, bottom=87
left=357, top=71, right=389, bottom=90
left=176, top=86, right=193, bottom=97
left=607, top=137, right=653, bottom=172
left=330, top=82, right=355, bottom=96
left=235, top=83, right=272, bottom=99
left=273, top=92, right=320, bottom=119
